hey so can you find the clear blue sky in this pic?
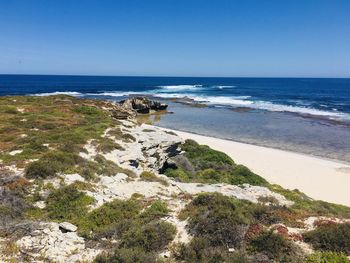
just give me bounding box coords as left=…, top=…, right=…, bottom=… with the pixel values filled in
left=0, top=0, right=349, bottom=77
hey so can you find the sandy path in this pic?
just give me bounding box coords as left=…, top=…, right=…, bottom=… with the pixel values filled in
left=156, top=126, right=350, bottom=207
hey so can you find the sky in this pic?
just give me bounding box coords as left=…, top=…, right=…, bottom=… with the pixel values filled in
left=0, top=0, right=349, bottom=77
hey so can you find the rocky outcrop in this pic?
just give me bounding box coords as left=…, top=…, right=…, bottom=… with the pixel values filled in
left=120, top=97, right=168, bottom=114
left=16, top=222, right=100, bottom=263
left=103, top=122, right=182, bottom=173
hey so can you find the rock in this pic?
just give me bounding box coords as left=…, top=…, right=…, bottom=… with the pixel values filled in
left=120, top=97, right=168, bottom=114
left=161, top=155, right=194, bottom=174
left=62, top=173, right=85, bottom=185
left=59, top=222, right=77, bottom=232
left=16, top=222, right=100, bottom=263
left=33, top=201, right=46, bottom=209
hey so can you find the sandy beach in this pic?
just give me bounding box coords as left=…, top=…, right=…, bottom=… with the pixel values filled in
left=156, top=126, right=350, bottom=207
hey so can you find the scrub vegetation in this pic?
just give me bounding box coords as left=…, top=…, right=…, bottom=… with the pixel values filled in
left=164, top=139, right=267, bottom=186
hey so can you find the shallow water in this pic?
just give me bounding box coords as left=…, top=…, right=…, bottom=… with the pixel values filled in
left=154, top=101, right=350, bottom=163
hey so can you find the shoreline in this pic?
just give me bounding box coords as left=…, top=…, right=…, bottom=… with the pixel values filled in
left=153, top=125, right=350, bottom=207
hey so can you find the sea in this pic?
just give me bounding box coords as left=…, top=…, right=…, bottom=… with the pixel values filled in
left=1, top=74, right=350, bottom=162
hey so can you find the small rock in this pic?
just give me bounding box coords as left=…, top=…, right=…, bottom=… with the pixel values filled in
left=59, top=222, right=77, bottom=232
left=34, top=201, right=46, bottom=209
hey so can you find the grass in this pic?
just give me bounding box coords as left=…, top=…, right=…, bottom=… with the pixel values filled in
left=0, top=95, right=113, bottom=169
left=306, top=252, right=350, bottom=263
left=140, top=171, right=169, bottom=186
left=96, top=137, right=124, bottom=153
left=164, top=139, right=267, bottom=186
left=269, top=184, right=350, bottom=220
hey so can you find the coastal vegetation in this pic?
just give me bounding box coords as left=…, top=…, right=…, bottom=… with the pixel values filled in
left=175, top=193, right=304, bottom=262
left=1, top=95, right=350, bottom=262
left=164, top=139, right=267, bottom=186
left=304, top=223, right=350, bottom=253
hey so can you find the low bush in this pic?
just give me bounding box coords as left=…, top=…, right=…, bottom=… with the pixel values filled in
left=306, top=252, right=350, bottom=263
left=140, top=171, right=169, bottom=186
left=25, top=161, right=57, bottom=179
left=164, top=140, right=267, bottom=186
left=140, top=200, right=170, bottom=223
left=96, top=137, right=124, bottom=153
left=83, top=199, right=141, bottom=237
left=45, top=185, right=94, bottom=223
left=174, top=237, right=249, bottom=263
left=25, top=150, right=81, bottom=179
left=121, top=221, right=176, bottom=252
left=181, top=193, right=254, bottom=248
left=303, top=223, right=350, bottom=253
left=94, top=248, right=156, bottom=263
left=269, top=184, right=350, bottom=219
left=249, top=230, right=304, bottom=261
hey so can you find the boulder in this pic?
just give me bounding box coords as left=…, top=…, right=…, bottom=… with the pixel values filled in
left=120, top=97, right=168, bottom=114
left=59, top=222, right=77, bottom=232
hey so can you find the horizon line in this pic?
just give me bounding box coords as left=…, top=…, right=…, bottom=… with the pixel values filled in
left=0, top=73, right=349, bottom=79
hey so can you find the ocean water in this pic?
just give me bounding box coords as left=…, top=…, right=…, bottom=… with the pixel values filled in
left=1, top=75, right=350, bottom=162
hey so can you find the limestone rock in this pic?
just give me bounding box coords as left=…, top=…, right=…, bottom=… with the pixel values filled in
left=16, top=222, right=100, bottom=263
left=120, top=97, right=168, bottom=114
left=59, top=222, right=77, bottom=232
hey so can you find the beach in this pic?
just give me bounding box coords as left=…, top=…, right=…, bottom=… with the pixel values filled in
left=156, top=126, right=350, bottom=207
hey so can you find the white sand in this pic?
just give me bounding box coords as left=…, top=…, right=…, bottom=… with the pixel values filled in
left=157, top=127, right=350, bottom=207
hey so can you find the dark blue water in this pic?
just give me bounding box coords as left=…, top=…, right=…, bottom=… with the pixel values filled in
left=1, top=75, right=350, bottom=120
left=1, top=74, right=350, bottom=162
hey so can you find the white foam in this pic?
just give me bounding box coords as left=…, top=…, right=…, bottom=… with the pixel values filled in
left=216, top=85, right=236, bottom=89
left=152, top=93, right=348, bottom=119
left=30, top=91, right=83, bottom=96
left=86, top=91, right=147, bottom=97
left=157, top=85, right=203, bottom=91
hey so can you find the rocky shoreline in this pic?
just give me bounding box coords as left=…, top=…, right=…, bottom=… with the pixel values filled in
left=1, top=95, right=350, bottom=262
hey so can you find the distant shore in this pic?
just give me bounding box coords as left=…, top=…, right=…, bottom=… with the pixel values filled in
left=154, top=125, right=350, bottom=207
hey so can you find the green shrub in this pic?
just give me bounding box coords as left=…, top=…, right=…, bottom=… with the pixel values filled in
left=304, top=223, right=350, bottom=253
left=96, top=137, right=124, bottom=153
left=182, top=193, right=254, bottom=248
left=84, top=199, right=141, bottom=237
left=269, top=184, right=350, bottom=219
left=174, top=237, right=249, bottom=263
left=25, top=161, right=57, bottom=179
left=25, top=150, right=81, bottom=179
left=140, top=171, right=169, bottom=186
left=250, top=231, right=304, bottom=261
left=45, top=185, right=94, bottom=223
left=94, top=154, right=135, bottom=177
left=140, top=200, right=170, bottom=223
left=94, top=248, right=156, bottom=263
left=121, top=221, right=176, bottom=252
left=165, top=140, right=267, bottom=186
left=306, top=252, right=350, bottom=263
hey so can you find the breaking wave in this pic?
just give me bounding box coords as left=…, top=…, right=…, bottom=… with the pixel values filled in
left=30, top=91, right=83, bottom=96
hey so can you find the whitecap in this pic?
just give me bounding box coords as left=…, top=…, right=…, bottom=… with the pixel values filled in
left=30, top=91, right=83, bottom=96
left=157, top=85, right=203, bottom=91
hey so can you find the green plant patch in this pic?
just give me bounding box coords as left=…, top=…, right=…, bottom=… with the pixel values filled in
left=164, top=139, right=267, bottom=186
left=140, top=171, right=169, bottom=186
left=304, top=223, right=350, bottom=254
left=45, top=185, right=94, bottom=223
left=94, top=247, right=157, bottom=263
left=121, top=221, right=176, bottom=252
left=249, top=230, right=304, bottom=262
